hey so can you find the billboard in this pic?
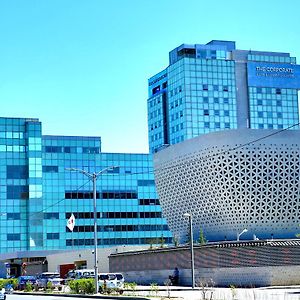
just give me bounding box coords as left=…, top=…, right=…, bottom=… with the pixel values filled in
left=247, top=62, right=300, bottom=89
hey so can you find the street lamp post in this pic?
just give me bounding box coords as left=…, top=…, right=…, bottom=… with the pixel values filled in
left=65, top=166, right=117, bottom=294
left=237, top=228, right=248, bottom=241
left=183, top=213, right=195, bottom=289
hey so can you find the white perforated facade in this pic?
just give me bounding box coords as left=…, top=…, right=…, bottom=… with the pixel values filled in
left=154, top=129, right=300, bottom=242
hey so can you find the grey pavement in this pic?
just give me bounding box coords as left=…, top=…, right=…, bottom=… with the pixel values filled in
left=11, top=285, right=300, bottom=300
left=124, top=285, right=300, bottom=300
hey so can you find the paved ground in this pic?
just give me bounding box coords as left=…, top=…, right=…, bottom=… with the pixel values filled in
left=12, top=285, right=300, bottom=300
left=129, top=285, right=300, bottom=300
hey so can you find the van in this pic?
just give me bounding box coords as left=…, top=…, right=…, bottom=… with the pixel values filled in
left=66, top=269, right=95, bottom=280
left=98, top=273, right=124, bottom=294
left=115, top=273, right=124, bottom=288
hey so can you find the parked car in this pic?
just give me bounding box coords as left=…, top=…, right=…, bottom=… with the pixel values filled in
left=0, top=288, right=6, bottom=300
left=17, top=275, right=37, bottom=290
left=48, top=276, right=64, bottom=290
left=36, top=272, right=64, bottom=289
left=4, top=283, right=13, bottom=294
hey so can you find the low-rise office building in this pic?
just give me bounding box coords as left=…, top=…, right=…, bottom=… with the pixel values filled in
left=0, top=117, right=172, bottom=277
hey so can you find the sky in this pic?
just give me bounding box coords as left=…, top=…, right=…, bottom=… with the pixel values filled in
left=1, top=0, right=300, bottom=153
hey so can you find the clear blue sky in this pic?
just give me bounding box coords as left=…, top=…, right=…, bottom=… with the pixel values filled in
left=1, top=0, right=299, bottom=153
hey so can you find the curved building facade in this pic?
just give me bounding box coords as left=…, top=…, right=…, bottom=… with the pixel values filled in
left=153, top=129, right=300, bottom=242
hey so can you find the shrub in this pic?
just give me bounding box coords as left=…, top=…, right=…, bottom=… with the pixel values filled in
left=125, top=282, right=137, bottom=295
left=25, top=281, right=33, bottom=292
left=0, top=278, right=18, bottom=290
left=150, top=282, right=159, bottom=297
left=68, top=279, right=80, bottom=294
left=46, top=281, right=53, bottom=292
left=68, top=278, right=95, bottom=294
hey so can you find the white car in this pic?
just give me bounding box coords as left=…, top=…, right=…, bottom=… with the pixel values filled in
left=0, top=288, right=6, bottom=300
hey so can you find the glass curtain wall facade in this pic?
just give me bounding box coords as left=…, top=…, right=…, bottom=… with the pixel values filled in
left=0, top=118, right=42, bottom=253
left=0, top=118, right=171, bottom=254
left=247, top=53, right=299, bottom=129
left=148, top=40, right=300, bottom=153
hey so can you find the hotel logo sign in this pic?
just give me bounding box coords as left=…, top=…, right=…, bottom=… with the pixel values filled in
left=247, top=62, right=300, bottom=89
left=255, top=66, right=294, bottom=78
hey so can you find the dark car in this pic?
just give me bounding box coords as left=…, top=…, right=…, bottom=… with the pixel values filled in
left=18, top=275, right=37, bottom=290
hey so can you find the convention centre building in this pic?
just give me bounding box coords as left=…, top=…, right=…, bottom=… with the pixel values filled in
left=148, top=40, right=300, bottom=242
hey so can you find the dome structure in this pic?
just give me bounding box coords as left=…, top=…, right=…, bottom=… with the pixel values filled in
left=153, top=129, right=300, bottom=242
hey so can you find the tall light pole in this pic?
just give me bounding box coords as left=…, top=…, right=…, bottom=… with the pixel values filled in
left=65, top=166, right=117, bottom=294
left=183, top=213, right=195, bottom=289
left=237, top=228, right=248, bottom=241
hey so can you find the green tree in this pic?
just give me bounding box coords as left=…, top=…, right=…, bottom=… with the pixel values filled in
left=159, top=234, right=165, bottom=248
left=173, top=235, right=179, bottom=247
left=147, top=238, right=157, bottom=249
left=199, top=228, right=207, bottom=245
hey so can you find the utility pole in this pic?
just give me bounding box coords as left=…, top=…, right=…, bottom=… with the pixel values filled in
left=65, top=166, right=117, bottom=294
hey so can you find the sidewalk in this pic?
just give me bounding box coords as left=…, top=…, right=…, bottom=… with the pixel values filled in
left=12, top=285, right=300, bottom=300
left=130, top=285, right=300, bottom=300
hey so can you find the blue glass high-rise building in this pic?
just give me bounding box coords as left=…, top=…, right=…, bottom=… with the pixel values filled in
left=148, top=40, right=299, bottom=153
left=0, top=117, right=171, bottom=257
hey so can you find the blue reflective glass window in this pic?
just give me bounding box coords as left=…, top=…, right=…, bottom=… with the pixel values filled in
left=7, top=234, right=20, bottom=241
left=47, top=233, right=60, bottom=240
left=7, top=185, right=29, bottom=199
left=7, top=213, right=20, bottom=220
left=44, top=213, right=59, bottom=219
left=42, top=166, right=58, bottom=173
left=7, top=166, right=28, bottom=179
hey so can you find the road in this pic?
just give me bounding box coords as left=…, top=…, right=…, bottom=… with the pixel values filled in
left=6, top=295, right=121, bottom=300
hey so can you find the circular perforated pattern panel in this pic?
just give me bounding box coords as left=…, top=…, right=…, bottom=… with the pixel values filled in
left=154, top=131, right=300, bottom=242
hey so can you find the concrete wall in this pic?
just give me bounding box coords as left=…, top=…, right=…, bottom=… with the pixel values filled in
left=122, top=265, right=300, bottom=287
left=109, top=241, right=300, bottom=287
left=46, top=245, right=147, bottom=274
